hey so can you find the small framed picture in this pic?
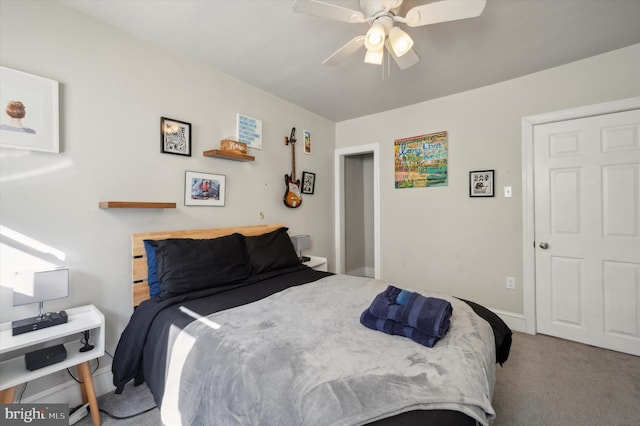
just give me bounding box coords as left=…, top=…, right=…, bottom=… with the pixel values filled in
left=303, top=129, right=311, bottom=154
left=0, top=66, right=59, bottom=153
left=161, top=116, right=191, bottom=156
left=302, top=171, right=316, bottom=194
left=185, top=171, right=225, bottom=206
left=469, top=170, right=495, bottom=197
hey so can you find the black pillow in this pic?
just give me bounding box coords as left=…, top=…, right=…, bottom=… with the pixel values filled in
left=245, top=227, right=300, bottom=275
left=155, top=233, right=251, bottom=299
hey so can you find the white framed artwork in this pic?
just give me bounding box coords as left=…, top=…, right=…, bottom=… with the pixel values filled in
left=235, top=113, right=262, bottom=150
left=304, top=129, right=311, bottom=154
left=0, top=66, right=59, bottom=153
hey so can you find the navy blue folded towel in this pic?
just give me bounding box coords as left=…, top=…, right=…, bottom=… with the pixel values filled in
left=367, top=285, right=452, bottom=338
left=360, top=310, right=439, bottom=348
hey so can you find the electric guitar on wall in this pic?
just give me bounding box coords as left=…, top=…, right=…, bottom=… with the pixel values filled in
left=284, top=127, right=302, bottom=208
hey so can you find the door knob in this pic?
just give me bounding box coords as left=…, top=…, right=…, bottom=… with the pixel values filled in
left=539, top=242, right=549, bottom=249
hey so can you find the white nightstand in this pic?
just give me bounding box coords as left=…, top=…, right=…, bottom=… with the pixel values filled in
left=303, top=255, right=328, bottom=272
left=0, top=305, right=105, bottom=426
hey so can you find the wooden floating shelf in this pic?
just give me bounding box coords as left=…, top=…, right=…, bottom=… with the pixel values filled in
left=203, top=149, right=255, bottom=162
left=99, top=201, right=176, bottom=209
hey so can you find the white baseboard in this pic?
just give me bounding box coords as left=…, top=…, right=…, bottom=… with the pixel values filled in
left=345, top=266, right=375, bottom=278
left=22, top=362, right=115, bottom=405
left=489, top=308, right=527, bottom=333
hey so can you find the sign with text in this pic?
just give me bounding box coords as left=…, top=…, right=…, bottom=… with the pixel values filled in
left=394, top=131, right=448, bottom=188
left=235, top=113, right=262, bottom=150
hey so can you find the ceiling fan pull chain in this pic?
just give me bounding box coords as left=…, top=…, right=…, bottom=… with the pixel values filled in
left=387, top=49, right=391, bottom=77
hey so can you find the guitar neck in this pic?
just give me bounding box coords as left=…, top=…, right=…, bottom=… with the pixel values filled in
left=290, top=141, right=296, bottom=180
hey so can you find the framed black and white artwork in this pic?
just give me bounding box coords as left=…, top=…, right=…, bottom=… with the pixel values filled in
left=469, top=170, right=494, bottom=197
left=161, top=116, right=191, bottom=156
left=302, top=171, right=316, bottom=195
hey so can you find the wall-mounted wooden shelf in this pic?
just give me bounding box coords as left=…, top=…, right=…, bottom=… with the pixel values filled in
left=203, top=149, right=255, bottom=162
left=99, top=201, right=176, bottom=209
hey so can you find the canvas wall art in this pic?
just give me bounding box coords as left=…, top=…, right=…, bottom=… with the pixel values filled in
left=394, top=130, right=448, bottom=188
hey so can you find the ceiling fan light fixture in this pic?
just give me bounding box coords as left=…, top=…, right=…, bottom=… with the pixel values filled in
left=389, top=26, right=414, bottom=57
left=364, top=21, right=386, bottom=51
left=364, top=48, right=384, bottom=65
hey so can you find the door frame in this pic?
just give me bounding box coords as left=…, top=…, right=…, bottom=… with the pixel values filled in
left=334, top=143, right=381, bottom=278
left=521, top=96, right=640, bottom=334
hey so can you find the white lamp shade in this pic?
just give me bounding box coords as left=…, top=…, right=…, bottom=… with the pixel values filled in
left=389, top=26, right=414, bottom=57
left=12, top=267, right=69, bottom=307
left=291, top=234, right=311, bottom=252
left=364, top=22, right=386, bottom=52
left=364, top=49, right=384, bottom=65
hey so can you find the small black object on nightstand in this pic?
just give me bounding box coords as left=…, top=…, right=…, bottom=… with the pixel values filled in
left=79, top=330, right=94, bottom=352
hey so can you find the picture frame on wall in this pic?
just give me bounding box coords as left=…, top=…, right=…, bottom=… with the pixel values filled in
left=302, top=171, right=316, bottom=194
left=0, top=66, right=59, bottom=153
left=185, top=171, right=226, bottom=206
left=469, top=170, right=495, bottom=197
left=161, top=116, right=191, bottom=156
left=236, top=113, right=263, bottom=150
left=303, top=129, right=311, bottom=154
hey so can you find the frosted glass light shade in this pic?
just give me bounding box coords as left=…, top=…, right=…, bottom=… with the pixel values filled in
left=364, top=49, right=384, bottom=65
left=389, top=26, right=414, bottom=57
left=364, top=22, right=386, bottom=52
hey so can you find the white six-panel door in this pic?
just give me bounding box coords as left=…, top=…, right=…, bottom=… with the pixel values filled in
left=534, top=109, right=640, bottom=356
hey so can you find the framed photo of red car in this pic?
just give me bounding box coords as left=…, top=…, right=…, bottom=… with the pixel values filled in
left=185, top=171, right=225, bottom=206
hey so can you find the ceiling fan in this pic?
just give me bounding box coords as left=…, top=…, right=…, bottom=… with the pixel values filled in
left=293, top=0, right=486, bottom=69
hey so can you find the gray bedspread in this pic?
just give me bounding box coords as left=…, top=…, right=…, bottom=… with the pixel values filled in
left=160, top=274, right=496, bottom=426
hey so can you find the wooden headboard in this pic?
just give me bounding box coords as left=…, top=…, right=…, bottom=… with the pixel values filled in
left=131, top=224, right=284, bottom=306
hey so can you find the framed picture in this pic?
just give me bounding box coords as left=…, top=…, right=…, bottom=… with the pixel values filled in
left=303, top=129, right=311, bottom=154
left=185, top=171, right=226, bottom=206
left=0, top=66, right=59, bottom=153
left=302, top=171, right=316, bottom=195
left=469, top=170, right=495, bottom=197
left=161, top=116, right=191, bottom=156
left=395, top=131, right=448, bottom=188
left=236, top=113, right=262, bottom=150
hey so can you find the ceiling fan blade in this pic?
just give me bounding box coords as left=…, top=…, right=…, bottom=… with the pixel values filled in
left=404, top=0, right=486, bottom=27
left=322, top=35, right=365, bottom=66
left=385, top=39, right=419, bottom=70
left=293, top=0, right=366, bottom=23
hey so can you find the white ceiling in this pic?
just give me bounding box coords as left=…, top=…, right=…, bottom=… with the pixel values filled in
left=62, top=0, right=640, bottom=122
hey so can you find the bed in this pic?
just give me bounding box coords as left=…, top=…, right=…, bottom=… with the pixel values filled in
left=112, top=224, right=511, bottom=426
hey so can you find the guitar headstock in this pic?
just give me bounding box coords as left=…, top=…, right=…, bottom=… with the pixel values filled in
left=285, top=127, right=296, bottom=145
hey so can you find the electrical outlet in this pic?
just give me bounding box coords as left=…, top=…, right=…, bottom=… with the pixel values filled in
left=506, top=276, right=516, bottom=289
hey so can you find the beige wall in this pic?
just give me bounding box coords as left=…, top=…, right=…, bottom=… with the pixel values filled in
left=336, top=43, right=640, bottom=315
left=0, top=0, right=335, bottom=352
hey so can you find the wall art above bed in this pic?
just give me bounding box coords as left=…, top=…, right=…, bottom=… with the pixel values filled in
left=161, top=116, right=191, bottom=156
left=0, top=66, right=59, bottom=153
left=236, top=113, right=262, bottom=150
left=184, top=170, right=225, bottom=206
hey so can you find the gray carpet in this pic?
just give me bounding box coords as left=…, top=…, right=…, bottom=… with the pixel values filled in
left=80, top=332, right=640, bottom=425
